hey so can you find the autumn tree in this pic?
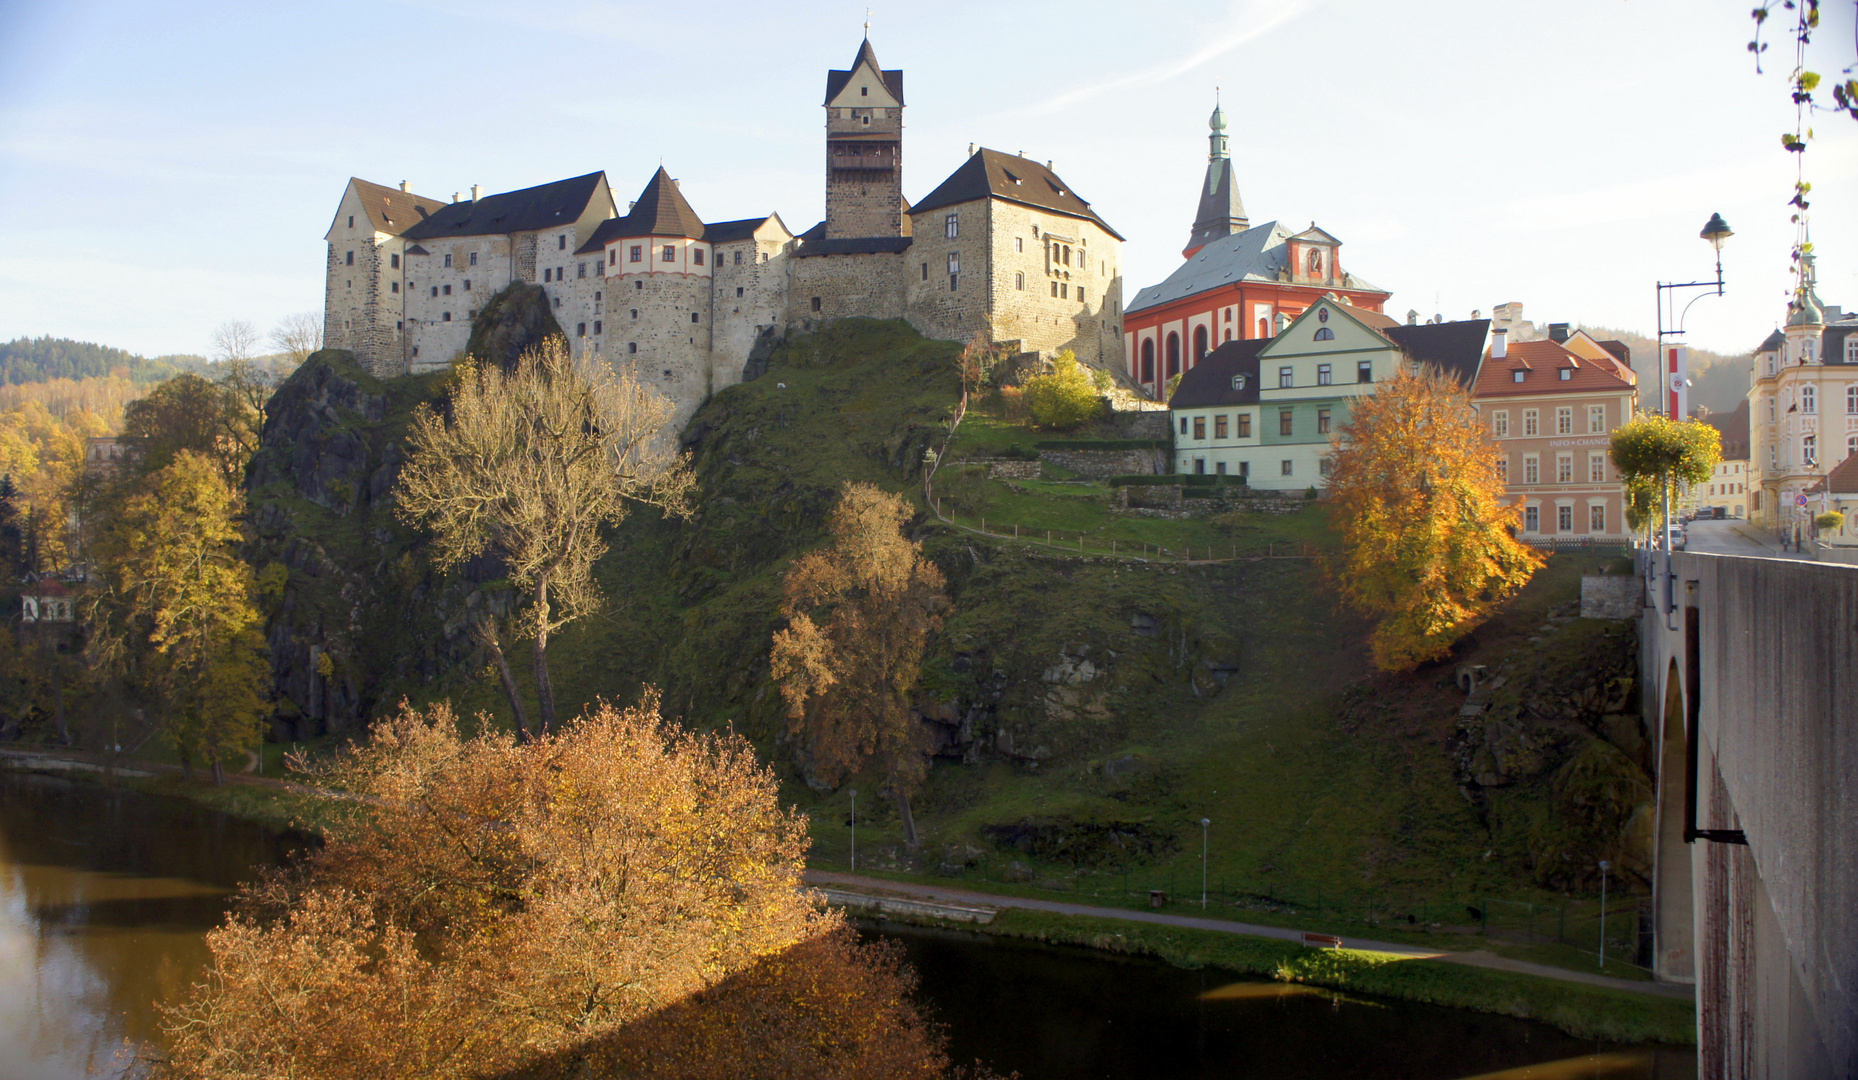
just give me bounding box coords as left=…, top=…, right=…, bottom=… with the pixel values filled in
left=1020, top=351, right=1102, bottom=430
left=154, top=695, right=969, bottom=1080
left=268, top=312, right=324, bottom=368
left=1608, top=412, right=1722, bottom=542
left=1326, top=368, right=1543, bottom=672
left=396, top=337, right=694, bottom=736
left=770, top=482, right=948, bottom=847
left=85, top=451, right=267, bottom=782
left=120, top=373, right=255, bottom=486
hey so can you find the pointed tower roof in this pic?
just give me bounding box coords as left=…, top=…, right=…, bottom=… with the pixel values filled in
left=825, top=36, right=904, bottom=104
left=617, top=167, right=706, bottom=239
left=1184, top=99, right=1247, bottom=258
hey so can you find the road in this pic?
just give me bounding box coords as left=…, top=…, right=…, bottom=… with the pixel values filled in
left=1677, top=518, right=1813, bottom=561
left=804, top=870, right=1693, bottom=999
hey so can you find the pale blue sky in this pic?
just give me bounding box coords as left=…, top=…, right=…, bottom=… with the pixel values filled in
left=0, top=0, right=1852, bottom=358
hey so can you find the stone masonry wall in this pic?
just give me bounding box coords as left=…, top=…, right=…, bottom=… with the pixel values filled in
left=979, top=198, right=1123, bottom=367
left=787, top=251, right=907, bottom=329
left=1039, top=447, right=1162, bottom=479
left=609, top=269, right=713, bottom=431
left=711, top=236, right=790, bottom=388
left=1580, top=574, right=1639, bottom=619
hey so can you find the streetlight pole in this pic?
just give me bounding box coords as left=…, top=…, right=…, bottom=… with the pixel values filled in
left=1598, top=859, right=1611, bottom=969
left=1200, top=818, right=1211, bottom=910
left=1651, top=214, right=1733, bottom=625
left=849, top=789, right=858, bottom=873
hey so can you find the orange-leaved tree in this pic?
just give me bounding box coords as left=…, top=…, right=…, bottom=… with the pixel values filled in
left=1325, top=367, right=1543, bottom=671
left=770, top=482, right=948, bottom=849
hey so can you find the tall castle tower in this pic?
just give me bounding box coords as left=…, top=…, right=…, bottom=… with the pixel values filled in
left=823, top=37, right=905, bottom=239
left=1183, top=99, right=1248, bottom=259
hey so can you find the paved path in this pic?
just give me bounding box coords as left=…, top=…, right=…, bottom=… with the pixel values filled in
left=1680, top=518, right=1811, bottom=560
left=805, top=870, right=1693, bottom=1000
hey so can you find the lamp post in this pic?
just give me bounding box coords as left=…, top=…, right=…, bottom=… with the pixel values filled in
left=1200, top=818, right=1211, bottom=910
left=849, top=788, right=858, bottom=873
left=1597, top=860, right=1611, bottom=969
left=1651, top=214, right=1733, bottom=622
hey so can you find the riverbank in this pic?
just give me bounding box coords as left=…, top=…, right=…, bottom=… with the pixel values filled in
left=2, top=748, right=1695, bottom=1048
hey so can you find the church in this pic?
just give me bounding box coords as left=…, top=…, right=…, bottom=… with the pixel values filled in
left=321, top=37, right=1125, bottom=428
left=1121, top=101, right=1390, bottom=398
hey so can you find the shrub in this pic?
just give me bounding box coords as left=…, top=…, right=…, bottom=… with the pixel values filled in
left=996, top=385, right=1030, bottom=424
left=1022, top=352, right=1104, bottom=430
left=1816, top=511, right=1845, bottom=532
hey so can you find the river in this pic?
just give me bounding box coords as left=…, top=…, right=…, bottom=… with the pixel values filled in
left=0, top=770, right=1694, bottom=1080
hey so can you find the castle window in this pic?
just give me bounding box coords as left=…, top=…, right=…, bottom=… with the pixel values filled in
left=1015, top=237, right=1024, bottom=253
left=347, top=215, right=354, bottom=228
left=345, top=251, right=354, bottom=265
left=1015, top=272, right=1024, bottom=290
left=577, top=323, right=587, bottom=337
left=737, top=287, right=744, bottom=297
left=578, top=263, right=587, bottom=278
left=629, top=343, right=637, bottom=354
left=597, top=262, right=604, bottom=276
left=631, top=246, right=643, bottom=263
left=692, top=312, right=700, bottom=323
left=397, top=320, right=403, bottom=330
left=950, top=274, right=958, bottom=291
left=921, top=263, right=928, bottom=281
left=610, top=250, right=618, bottom=266
left=442, top=284, right=452, bottom=295
left=559, top=236, right=567, bottom=250
left=391, top=282, right=399, bottom=293
left=1078, top=288, right=1085, bottom=303
left=444, top=254, right=453, bottom=268
left=390, top=254, right=400, bottom=269
left=467, top=309, right=476, bottom=319
left=812, top=297, right=822, bottom=312
left=1050, top=281, right=1059, bottom=297
left=594, top=321, right=602, bottom=335
left=662, top=246, right=675, bottom=262
left=544, top=268, right=551, bottom=282
left=631, top=310, right=638, bottom=318
left=945, top=214, right=959, bottom=240
left=693, top=248, right=705, bottom=266
left=442, top=312, right=452, bottom=322
left=734, top=250, right=743, bottom=265
left=469, top=252, right=478, bottom=266
left=431, top=286, right=439, bottom=298
left=636, top=281, right=642, bottom=290
left=463, top=280, right=471, bottom=291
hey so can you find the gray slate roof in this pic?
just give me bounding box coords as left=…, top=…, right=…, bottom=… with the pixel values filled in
left=1383, top=319, right=1489, bottom=387
left=1186, top=157, right=1247, bottom=253
left=910, top=149, right=1122, bottom=239
left=404, top=172, right=609, bottom=241
left=1127, top=221, right=1384, bottom=315
left=824, top=38, right=903, bottom=105
left=575, top=168, right=706, bottom=253
left=1168, top=339, right=1267, bottom=409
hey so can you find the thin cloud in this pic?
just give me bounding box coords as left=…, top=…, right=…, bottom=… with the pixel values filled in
left=1004, top=0, right=1317, bottom=118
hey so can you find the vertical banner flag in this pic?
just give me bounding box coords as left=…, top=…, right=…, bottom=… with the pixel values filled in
left=1665, top=345, right=1688, bottom=420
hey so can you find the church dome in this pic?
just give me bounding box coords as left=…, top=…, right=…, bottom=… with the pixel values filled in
left=1209, top=103, right=1227, bottom=133
left=1788, top=290, right=1824, bottom=327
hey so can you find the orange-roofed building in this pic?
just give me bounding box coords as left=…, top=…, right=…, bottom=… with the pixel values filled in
left=1471, top=328, right=1639, bottom=542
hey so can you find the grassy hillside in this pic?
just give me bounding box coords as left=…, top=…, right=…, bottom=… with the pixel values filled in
left=252, top=319, right=1648, bottom=962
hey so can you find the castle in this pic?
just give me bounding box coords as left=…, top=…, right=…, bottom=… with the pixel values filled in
left=322, top=37, right=1125, bottom=427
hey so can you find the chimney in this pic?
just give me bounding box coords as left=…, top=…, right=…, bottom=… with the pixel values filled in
left=399, top=180, right=410, bottom=192
left=1548, top=322, right=1571, bottom=343
left=1491, top=328, right=1508, bottom=359
left=1470, top=309, right=1481, bottom=320
left=968, top=142, right=976, bottom=156
left=471, top=184, right=483, bottom=200
left=1406, top=309, right=1419, bottom=325
left=452, top=192, right=462, bottom=203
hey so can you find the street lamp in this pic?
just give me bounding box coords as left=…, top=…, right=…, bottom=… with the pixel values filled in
left=1200, top=818, right=1211, bottom=910
left=1651, top=214, right=1733, bottom=622
left=1597, top=860, right=1612, bottom=970
left=849, top=789, right=858, bottom=873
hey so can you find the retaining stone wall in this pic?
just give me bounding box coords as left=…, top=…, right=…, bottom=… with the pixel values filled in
left=1041, top=447, right=1162, bottom=479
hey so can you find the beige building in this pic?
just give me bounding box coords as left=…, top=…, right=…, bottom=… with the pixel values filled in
left=1472, top=329, right=1638, bottom=541
left=1747, top=252, right=1858, bottom=537
left=321, top=35, right=1123, bottom=432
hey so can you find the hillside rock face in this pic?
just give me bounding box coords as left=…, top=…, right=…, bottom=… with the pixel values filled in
left=245, top=350, right=491, bottom=740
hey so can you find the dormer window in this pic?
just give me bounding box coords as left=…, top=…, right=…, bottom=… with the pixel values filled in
left=1559, top=368, right=1572, bottom=381
left=1513, top=370, right=1526, bottom=383
left=1230, top=374, right=1246, bottom=390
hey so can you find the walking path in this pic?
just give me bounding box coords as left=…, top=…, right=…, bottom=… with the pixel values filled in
left=804, top=870, right=1693, bottom=1000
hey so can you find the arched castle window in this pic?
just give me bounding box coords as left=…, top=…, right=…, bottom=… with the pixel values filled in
left=1193, top=326, right=1208, bottom=362
left=1166, top=333, right=1181, bottom=379
left=1141, top=339, right=1155, bottom=384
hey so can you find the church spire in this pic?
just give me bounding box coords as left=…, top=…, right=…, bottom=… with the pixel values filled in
left=1184, top=93, right=1248, bottom=259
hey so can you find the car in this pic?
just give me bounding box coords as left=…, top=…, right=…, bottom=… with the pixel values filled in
left=1666, top=525, right=1687, bottom=551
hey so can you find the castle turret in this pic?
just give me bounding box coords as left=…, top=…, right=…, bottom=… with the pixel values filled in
left=1183, top=99, right=1248, bottom=259
left=823, top=37, right=905, bottom=240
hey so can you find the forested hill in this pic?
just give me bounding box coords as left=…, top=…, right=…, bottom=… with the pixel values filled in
left=0, top=336, right=204, bottom=385
left=1579, top=325, right=1751, bottom=416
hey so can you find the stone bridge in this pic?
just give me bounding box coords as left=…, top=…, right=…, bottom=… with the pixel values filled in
left=1638, top=549, right=1856, bottom=1076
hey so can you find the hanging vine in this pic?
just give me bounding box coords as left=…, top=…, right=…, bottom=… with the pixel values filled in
left=1748, top=1, right=1857, bottom=283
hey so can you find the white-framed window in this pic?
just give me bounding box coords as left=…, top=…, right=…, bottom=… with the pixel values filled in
left=1804, top=434, right=1817, bottom=465
left=1317, top=363, right=1332, bottom=385
left=945, top=213, right=959, bottom=239
left=1525, top=505, right=1539, bottom=531
left=1588, top=404, right=1606, bottom=434
left=1496, top=456, right=1508, bottom=483
left=444, top=253, right=453, bottom=268
left=1802, top=385, right=1817, bottom=414
left=1589, top=452, right=1606, bottom=483
left=1848, top=337, right=1858, bottom=364
left=1493, top=411, right=1509, bottom=437
left=661, top=245, right=676, bottom=262
left=1523, top=409, right=1539, bottom=436
left=1770, top=446, right=1778, bottom=469
left=1804, top=339, right=1817, bottom=363
left=1849, top=434, right=1858, bottom=458
left=1556, top=453, right=1573, bottom=483
left=1847, top=385, right=1858, bottom=414
left=1590, top=504, right=1606, bottom=533
left=469, top=251, right=478, bottom=266
left=1556, top=407, right=1573, bottom=435
left=1557, top=505, right=1573, bottom=532
left=1512, top=370, right=1525, bottom=383
left=1524, top=454, right=1540, bottom=484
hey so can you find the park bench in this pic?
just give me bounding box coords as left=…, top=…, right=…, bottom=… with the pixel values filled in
left=1300, top=931, right=1343, bottom=949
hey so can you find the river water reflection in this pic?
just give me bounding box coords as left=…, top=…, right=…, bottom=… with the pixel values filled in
left=0, top=770, right=1695, bottom=1080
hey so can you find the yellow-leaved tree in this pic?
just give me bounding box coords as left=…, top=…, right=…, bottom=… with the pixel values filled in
left=1325, top=368, right=1544, bottom=672
left=86, top=450, right=267, bottom=782
left=770, top=482, right=948, bottom=848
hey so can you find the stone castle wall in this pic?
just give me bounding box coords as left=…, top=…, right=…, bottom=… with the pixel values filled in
left=787, top=251, right=907, bottom=330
